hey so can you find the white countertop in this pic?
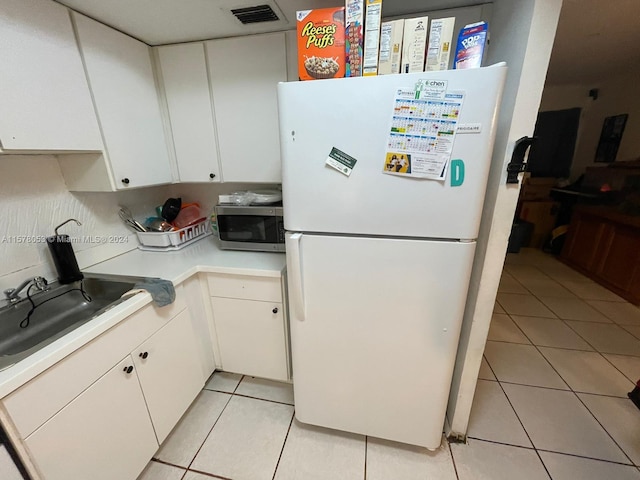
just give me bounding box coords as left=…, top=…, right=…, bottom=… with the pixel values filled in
left=84, top=236, right=286, bottom=282
left=0, top=237, right=286, bottom=398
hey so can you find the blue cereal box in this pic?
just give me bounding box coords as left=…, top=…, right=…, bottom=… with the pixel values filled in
left=454, top=21, right=488, bottom=69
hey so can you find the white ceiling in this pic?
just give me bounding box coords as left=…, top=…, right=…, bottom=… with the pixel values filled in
left=545, top=0, right=640, bottom=86
left=55, top=0, right=640, bottom=86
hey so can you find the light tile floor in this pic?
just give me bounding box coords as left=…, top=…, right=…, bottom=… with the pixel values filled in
left=139, top=249, right=640, bottom=480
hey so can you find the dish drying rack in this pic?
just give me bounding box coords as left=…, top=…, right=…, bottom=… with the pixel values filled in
left=136, top=218, right=211, bottom=251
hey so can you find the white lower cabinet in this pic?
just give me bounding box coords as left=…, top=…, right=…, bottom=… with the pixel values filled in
left=133, top=308, right=203, bottom=443
left=25, top=356, right=157, bottom=480
left=207, top=273, right=289, bottom=381
left=2, top=291, right=204, bottom=480
left=212, top=297, right=287, bottom=381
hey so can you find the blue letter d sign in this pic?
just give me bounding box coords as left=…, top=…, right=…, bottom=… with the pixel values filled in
left=451, top=159, right=465, bottom=187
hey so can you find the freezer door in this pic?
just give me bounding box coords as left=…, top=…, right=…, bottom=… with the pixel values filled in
left=285, top=232, right=476, bottom=449
left=278, top=65, right=507, bottom=240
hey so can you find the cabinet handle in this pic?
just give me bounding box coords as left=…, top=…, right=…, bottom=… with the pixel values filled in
left=272, top=307, right=279, bottom=314
left=139, top=352, right=149, bottom=359
left=123, top=365, right=134, bottom=374
left=209, top=173, right=216, bottom=179
left=121, top=178, right=130, bottom=185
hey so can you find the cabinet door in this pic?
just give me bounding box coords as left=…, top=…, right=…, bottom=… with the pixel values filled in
left=0, top=0, right=102, bottom=151
left=598, top=225, right=640, bottom=291
left=561, top=212, right=608, bottom=271
left=133, top=309, right=203, bottom=443
left=157, top=43, right=221, bottom=183
left=25, top=356, right=157, bottom=480
left=73, top=13, right=172, bottom=189
left=212, top=297, right=287, bottom=381
left=206, top=33, right=286, bottom=183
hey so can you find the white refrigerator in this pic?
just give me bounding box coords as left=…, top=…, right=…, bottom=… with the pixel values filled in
left=277, top=64, right=507, bottom=449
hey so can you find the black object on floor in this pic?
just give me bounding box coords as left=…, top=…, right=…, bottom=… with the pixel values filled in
left=628, top=380, right=640, bottom=411
left=507, top=220, right=534, bottom=253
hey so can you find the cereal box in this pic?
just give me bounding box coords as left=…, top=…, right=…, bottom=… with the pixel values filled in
left=425, top=17, right=455, bottom=71
left=297, top=8, right=346, bottom=81
left=454, top=21, right=488, bottom=70
left=400, top=16, right=429, bottom=73
left=378, top=19, right=404, bottom=75
left=345, top=0, right=364, bottom=77
left=362, top=0, right=383, bottom=76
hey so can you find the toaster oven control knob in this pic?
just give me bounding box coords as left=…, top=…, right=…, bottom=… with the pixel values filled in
left=121, top=178, right=130, bottom=185
left=272, top=307, right=279, bottom=314
left=209, top=173, right=216, bottom=179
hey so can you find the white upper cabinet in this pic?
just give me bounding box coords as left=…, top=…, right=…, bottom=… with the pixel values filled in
left=156, top=43, right=221, bottom=183
left=206, top=33, right=286, bottom=183
left=70, top=12, right=172, bottom=190
left=0, top=0, right=102, bottom=152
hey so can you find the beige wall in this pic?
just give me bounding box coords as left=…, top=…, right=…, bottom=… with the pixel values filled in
left=540, top=70, right=640, bottom=180
left=0, top=154, right=277, bottom=294
left=0, top=155, right=172, bottom=293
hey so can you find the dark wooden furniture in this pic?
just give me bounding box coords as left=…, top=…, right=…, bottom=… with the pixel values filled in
left=561, top=206, right=640, bottom=305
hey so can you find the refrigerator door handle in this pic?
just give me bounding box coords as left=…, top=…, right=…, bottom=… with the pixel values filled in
left=286, top=232, right=306, bottom=321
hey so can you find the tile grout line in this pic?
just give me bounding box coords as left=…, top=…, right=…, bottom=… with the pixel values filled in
left=186, top=467, right=234, bottom=480
left=535, top=446, right=638, bottom=468
left=445, top=435, right=460, bottom=480
left=465, top=435, right=639, bottom=468
left=563, top=318, right=640, bottom=357
left=501, top=308, right=638, bottom=392
left=572, top=391, right=636, bottom=467
left=364, top=435, right=368, bottom=480
left=499, top=258, right=638, bottom=467
left=477, top=355, right=551, bottom=477
left=492, top=376, right=551, bottom=477
left=621, top=324, right=640, bottom=341
left=179, top=376, right=237, bottom=474
left=271, top=410, right=295, bottom=480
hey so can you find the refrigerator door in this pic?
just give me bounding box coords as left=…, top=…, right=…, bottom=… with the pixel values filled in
left=278, top=65, right=507, bottom=240
left=285, top=232, right=476, bottom=449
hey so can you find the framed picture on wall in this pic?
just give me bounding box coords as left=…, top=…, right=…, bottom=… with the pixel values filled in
left=595, top=113, right=628, bottom=163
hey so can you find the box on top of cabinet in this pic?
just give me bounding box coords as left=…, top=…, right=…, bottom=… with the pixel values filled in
left=362, top=0, right=383, bottom=76
left=297, top=8, right=346, bottom=80
left=345, top=0, right=364, bottom=77
left=401, top=16, right=429, bottom=73
left=425, top=17, right=456, bottom=71
left=454, top=21, right=488, bottom=69
left=378, top=19, right=404, bottom=75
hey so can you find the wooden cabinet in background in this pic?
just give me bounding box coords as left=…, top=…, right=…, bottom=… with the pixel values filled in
left=561, top=210, right=608, bottom=272
left=597, top=225, right=640, bottom=293
left=561, top=206, right=640, bottom=304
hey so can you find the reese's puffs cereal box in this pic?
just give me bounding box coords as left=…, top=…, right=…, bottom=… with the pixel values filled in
left=297, top=8, right=346, bottom=81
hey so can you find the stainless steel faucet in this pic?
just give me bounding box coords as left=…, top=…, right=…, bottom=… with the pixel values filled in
left=3, top=276, right=49, bottom=303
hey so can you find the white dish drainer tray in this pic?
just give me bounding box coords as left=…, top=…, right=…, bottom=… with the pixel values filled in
left=136, top=218, right=211, bottom=251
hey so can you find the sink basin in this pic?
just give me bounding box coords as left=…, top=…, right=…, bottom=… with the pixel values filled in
left=0, top=275, right=141, bottom=370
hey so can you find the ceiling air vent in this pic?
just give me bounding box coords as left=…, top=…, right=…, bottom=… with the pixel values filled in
left=231, top=4, right=279, bottom=24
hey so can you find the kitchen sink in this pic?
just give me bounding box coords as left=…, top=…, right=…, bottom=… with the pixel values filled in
left=0, top=275, right=141, bottom=370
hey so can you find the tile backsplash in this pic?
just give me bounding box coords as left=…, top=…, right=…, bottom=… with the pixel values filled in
left=0, top=154, right=280, bottom=293
left=0, top=155, right=171, bottom=292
